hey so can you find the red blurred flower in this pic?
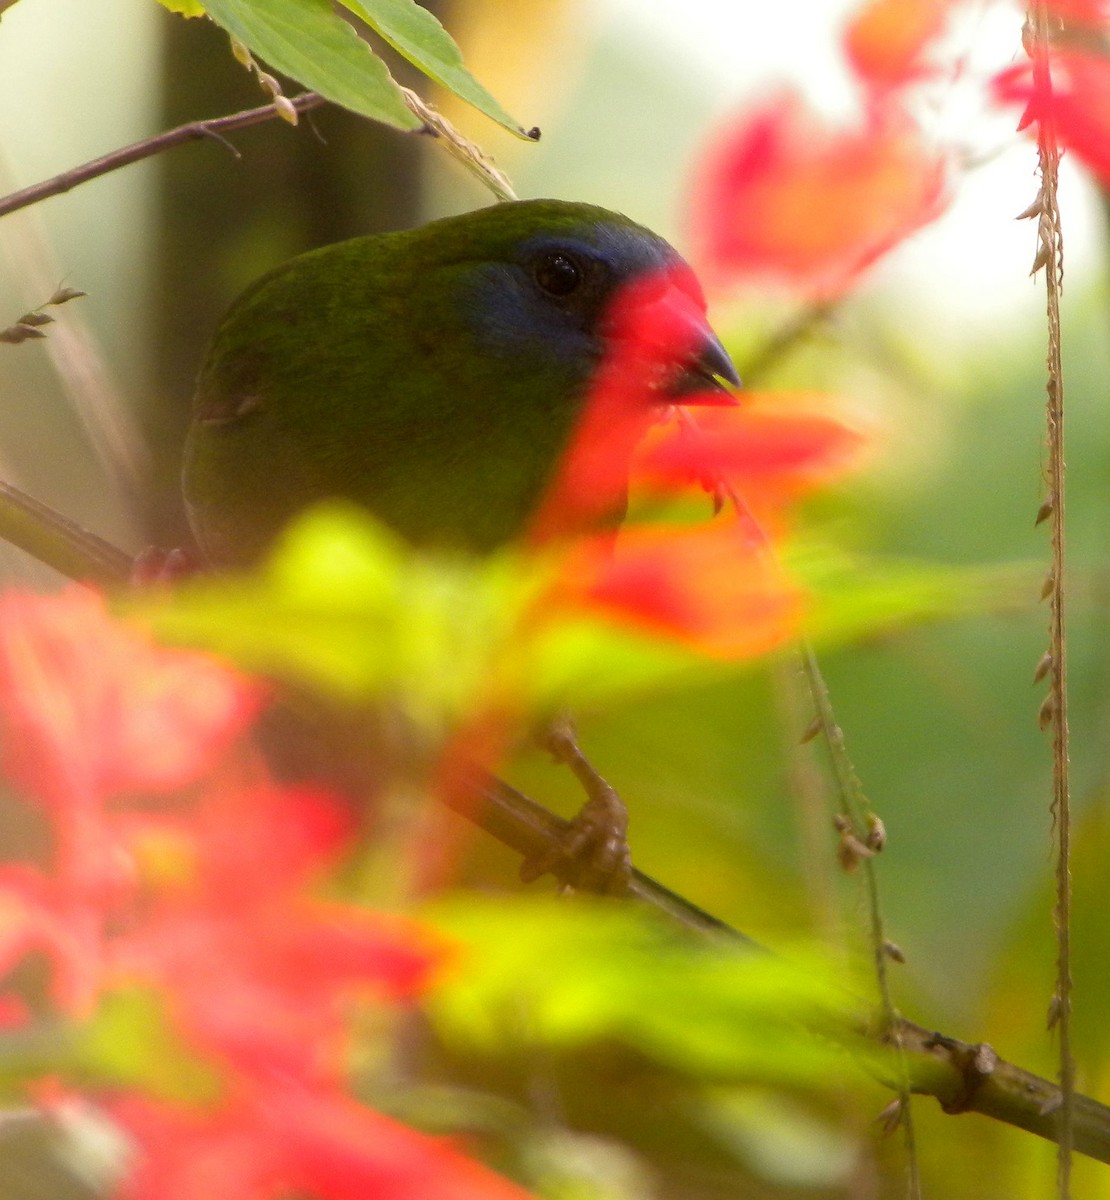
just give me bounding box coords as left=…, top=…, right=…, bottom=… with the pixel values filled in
left=520, top=263, right=861, bottom=664
left=0, top=590, right=264, bottom=1017
left=0, top=588, right=261, bottom=805
left=110, top=1085, right=532, bottom=1200
left=112, top=783, right=439, bottom=1083
left=0, top=590, right=532, bottom=1198
left=691, top=91, right=949, bottom=296
left=994, top=48, right=1110, bottom=186
left=552, top=517, right=803, bottom=661
left=637, top=397, right=864, bottom=506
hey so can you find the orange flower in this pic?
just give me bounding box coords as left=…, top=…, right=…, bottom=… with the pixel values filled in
left=844, top=0, right=956, bottom=90
left=552, top=517, right=803, bottom=661
left=109, top=1086, right=533, bottom=1200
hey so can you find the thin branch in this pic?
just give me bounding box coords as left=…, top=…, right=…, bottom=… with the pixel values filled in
left=1026, top=6, right=1074, bottom=1193
left=0, top=481, right=132, bottom=585
left=739, top=301, right=837, bottom=386
left=0, top=93, right=327, bottom=220
left=799, top=643, right=922, bottom=1200
left=0, top=0, right=24, bottom=17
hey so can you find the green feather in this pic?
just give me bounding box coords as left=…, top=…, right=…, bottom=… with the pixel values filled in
left=184, top=199, right=729, bottom=564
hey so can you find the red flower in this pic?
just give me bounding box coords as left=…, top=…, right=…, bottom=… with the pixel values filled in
left=691, top=91, right=949, bottom=296
left=110, top=782, right=440, bottom=1083
left=110, top=1086, right=533, bottom=1200
left=994, top=48, right=1110, bottom=186
left=637, top=397, right=864, bottom=505
left=0, top=588, right=261, bottom=805
left=0, top=590, right=264, bottom=1017
left=553, top=517, right=803, bottom=660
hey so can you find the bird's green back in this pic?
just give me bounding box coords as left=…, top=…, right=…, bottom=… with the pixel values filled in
left=183, top=200, right=711, bottom=564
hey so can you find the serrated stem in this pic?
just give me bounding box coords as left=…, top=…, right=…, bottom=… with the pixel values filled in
left=1027, top=6, right=1074, bottom=1194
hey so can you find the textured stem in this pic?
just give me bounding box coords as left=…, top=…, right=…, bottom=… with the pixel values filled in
left=1026, top=6, right=1074, bottom=1193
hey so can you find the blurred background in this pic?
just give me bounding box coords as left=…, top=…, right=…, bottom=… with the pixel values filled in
left=3, top=0, right=1110, bottom=1195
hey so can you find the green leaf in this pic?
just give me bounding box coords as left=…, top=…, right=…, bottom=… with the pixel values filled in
left=423, top=896, right=865, bottom=1089
left=788, top=541, right=1038, bottom=646
left=156, top=0, right=207, bottom=15
left=129, top=504, right=739, bottom=729
left=201, top=0, right=421, bottom=131
left=80, top=988, right=222, bottom=1102
left=339, top=0, right=530, bottom=137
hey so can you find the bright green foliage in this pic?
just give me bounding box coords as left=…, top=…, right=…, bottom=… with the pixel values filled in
left=199, top=0, right=421, bottom=130
left=80, top=988, right=223, bottom=1104
left=133, top=505, right=1019, bottom=737
left=168, top=0, right=523, bottom=135
left=155, top=0, right=206, bottom=15
left=339, top=0, right=532, bottom=137
left=787, top=540, right=1039, bottom=645
left=131, top=503, right=705, bottom=726
left=419, top=896, right=879, bottom=1190
left=425, top=896, right=858, bottom=1078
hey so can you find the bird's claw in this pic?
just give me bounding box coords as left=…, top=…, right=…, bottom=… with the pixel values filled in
left=521, top=715, right=632, bottom=894
left=519, top=785, right=631, bottom=894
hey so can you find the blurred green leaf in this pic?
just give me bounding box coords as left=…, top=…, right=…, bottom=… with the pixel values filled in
left=130, top=505, right=740, bottom=727
left=424, top=895, right=866, bottom=1089
left=79, top=988, right=221, bottom=1103
left=132, top=505, right=1034, bottom=745
left=156, top=0, right=206, bottom=14
left=339, top=0, right=528, bottom=136
left=791, top=540, right=1038, bottom=646
left=694, top=1088, right=855, bottom=1188
left=201, top=0, right=422, bottom=130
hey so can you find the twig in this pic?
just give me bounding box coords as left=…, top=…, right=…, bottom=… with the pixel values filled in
left=799, top=643, right=922, bottom=1200
left=0, top=481, right=133, bottom=586
left=739, top=300, right=837, bottom=386
left=1025, top=6, right=1074, bottom=1194
left=674, top=413, right=920, bottom=1188
left=0, top=94, right=327, bottom=220
left=0, top=0, right=24, bottom=18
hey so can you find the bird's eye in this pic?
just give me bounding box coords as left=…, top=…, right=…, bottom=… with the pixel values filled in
left=533, top=252, right=582, bottom=297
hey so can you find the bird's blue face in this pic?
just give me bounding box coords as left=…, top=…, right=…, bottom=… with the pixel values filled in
left=450, top=219, right=737, bottom=396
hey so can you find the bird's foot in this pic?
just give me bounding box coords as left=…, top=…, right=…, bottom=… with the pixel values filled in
left=519, top=716, right=632, bottom=895
left=130, top=546, right=197, bottom=588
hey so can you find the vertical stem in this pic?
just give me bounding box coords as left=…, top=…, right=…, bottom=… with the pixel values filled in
left=1028, top=6, right=1073, bottom=1192
left=799, top=645, right=921, bottom=1200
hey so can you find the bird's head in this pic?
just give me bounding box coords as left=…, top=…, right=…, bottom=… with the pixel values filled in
left=423, top=200, right=739, bottom=404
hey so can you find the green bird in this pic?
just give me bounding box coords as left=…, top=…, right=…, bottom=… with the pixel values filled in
left=182, top=199, right=738, bottom=889
left=183, top=199, right=737, bottom=566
